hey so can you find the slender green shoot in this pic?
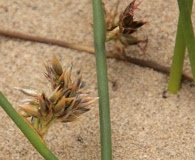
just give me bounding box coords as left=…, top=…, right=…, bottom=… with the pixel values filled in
left=168, top=17, right=186, bottom=93
left=177, top=0, right=195, bottom=79
left=92, top=0, right=112, bottom=160
left=168, top=0, right=193, bottom=93
left=0, top=92, right=58, bottom=160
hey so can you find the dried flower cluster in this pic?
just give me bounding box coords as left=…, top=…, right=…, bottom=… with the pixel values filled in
left=16, top=55, right=97, bottom=137
left=104, top=0, right=148, bottom=56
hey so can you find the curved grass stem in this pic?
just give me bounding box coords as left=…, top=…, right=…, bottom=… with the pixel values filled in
left=0, top=92, right=58, bottom=160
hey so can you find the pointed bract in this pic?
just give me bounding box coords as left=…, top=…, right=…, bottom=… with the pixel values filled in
left=51, top=54, right=63, bottom=76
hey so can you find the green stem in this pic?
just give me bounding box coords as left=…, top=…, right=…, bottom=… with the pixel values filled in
left=177, top=0, right=195, bottom=79
left=0, top=92, right=58, bottom=160
left=168, top=0, right=193, bottom=93
left=92, top=0, right=112, bottom=160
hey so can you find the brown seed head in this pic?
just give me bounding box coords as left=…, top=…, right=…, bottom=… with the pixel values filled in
left=17, top=55, right=97, bottom=137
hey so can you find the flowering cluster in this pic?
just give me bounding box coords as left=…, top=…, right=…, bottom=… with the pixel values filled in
left=17, top=55, right=97, bottom=137
left=104, top=0, right=148, bottom=55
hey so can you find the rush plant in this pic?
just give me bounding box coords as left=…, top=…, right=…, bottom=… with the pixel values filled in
left=0, top=55, right=97, bottom=159
left=0, top=0, right=194, bottom=159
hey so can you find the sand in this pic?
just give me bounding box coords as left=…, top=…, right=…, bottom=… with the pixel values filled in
left=0, top=0, right=195, bottom=159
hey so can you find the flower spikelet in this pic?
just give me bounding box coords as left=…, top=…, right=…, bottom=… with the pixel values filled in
left=16, top=55, right=98, bottom=137
left=104, top=0, right=148, bottom=54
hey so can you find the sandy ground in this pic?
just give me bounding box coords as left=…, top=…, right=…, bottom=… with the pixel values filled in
left=0, top=0, right=195, bottom=159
